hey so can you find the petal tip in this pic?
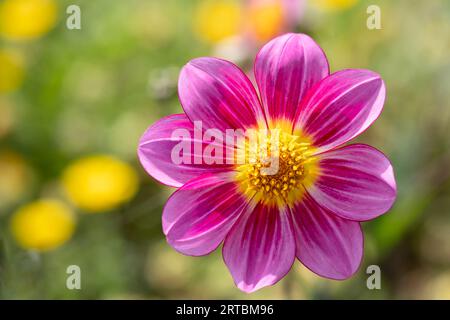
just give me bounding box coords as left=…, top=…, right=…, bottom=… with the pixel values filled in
left=235, top=276, right=278, bottom=293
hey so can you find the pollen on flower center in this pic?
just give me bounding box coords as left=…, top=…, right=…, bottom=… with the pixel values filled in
left=236, top=127, right=318, bottom=208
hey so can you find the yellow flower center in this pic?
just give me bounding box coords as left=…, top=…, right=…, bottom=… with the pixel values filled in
left=236, top=126, right=319, bottom=208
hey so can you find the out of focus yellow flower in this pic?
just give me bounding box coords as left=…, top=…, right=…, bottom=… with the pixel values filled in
left=0, top=98, right=15, bottom=137
left=10, top=199, right=75, bottom=251
left=0, top=50, right=24, bottom=93
left=0, top=0, right=57, bottom=40
left=195, top=0, right=303, bottom=47
left=247, top=0, right=284, bottom=42
left=62, top=155, right=138, bottom=213
left=194, top=0, right=242, bottom=44
left=0, top=150, right=31, bottom=208
left=312, top=0, right=358, bottom=11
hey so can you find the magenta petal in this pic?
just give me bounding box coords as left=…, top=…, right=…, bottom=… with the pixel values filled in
left=163, top=172, right=249, bottom=256
left=254, top=33, right=329, bottom=123
left=292, top=194, right=363, bottom=280
left=178, top=57, right=265, bottom=131
left=138, top=114, right=233, bottom=188
left=295, top=69, right=386, bottom=152
left=222, top=204, right=295, bottom=293
left=309, top=144, right=396, bottom=221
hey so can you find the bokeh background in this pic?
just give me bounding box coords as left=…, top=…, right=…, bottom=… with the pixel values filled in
left=0, top=0, right=449, bottom=299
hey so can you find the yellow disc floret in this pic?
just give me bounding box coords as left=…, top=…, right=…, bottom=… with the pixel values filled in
left=236, top=126, right=319, bottom=208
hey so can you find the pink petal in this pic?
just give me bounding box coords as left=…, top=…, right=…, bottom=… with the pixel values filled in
left=308, top=144, right=397, bottom=221
left=294, top=69, right=386, bottom=153
left=254, top=33, right=329, bottom=124
left=163, top=172, right=249, bottom=256
left=223, top=203, right=295, bottom=293
left=178, top=57, right=265, bottom=132
left=291, top=194, right=363, bottom=279
left=138, top=114, right=233, bottom=188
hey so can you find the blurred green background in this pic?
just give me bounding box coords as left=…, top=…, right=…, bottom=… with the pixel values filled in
left=0, top=0, right=449, bottom=299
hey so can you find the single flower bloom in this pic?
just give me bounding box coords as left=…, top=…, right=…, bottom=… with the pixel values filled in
left=0, top=0, right=57, bottom=41
left=61, top=155, right=138, bottom=213
left=138, top=33, right=397, bottom=293
left=10, top=199, right=75, bottom=251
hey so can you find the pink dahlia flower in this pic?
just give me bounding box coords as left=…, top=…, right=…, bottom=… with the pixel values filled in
left=138, top=33, right=397, bottom=293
